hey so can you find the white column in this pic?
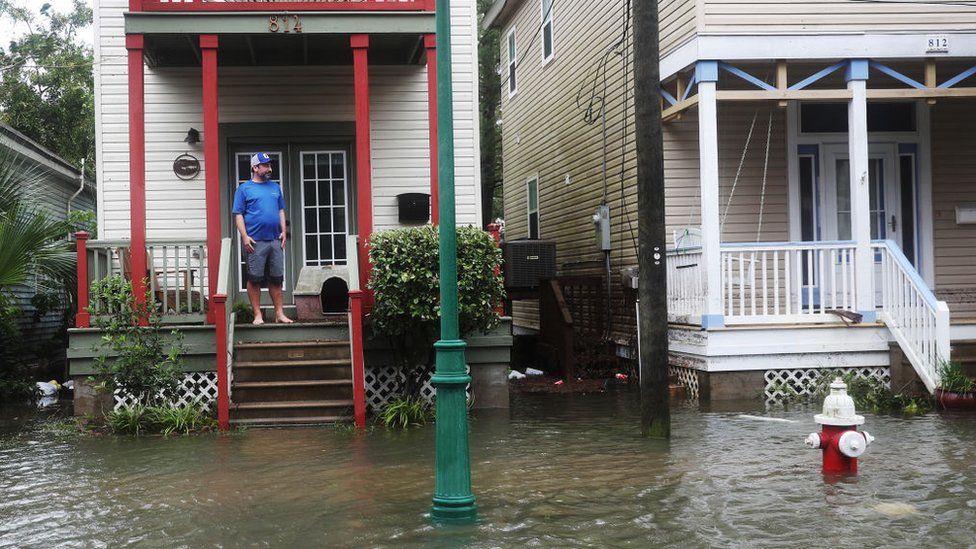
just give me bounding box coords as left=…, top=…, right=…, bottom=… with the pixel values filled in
left=697, top=61, right=723, bottom=328
left=846, top=59, right=875, bottom=321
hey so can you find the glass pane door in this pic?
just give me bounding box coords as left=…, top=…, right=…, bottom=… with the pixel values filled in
left=300, top=151, right=348, bottom=266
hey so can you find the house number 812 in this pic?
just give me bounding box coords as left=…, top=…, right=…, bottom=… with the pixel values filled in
left=269, top=15, right=302, bottom=34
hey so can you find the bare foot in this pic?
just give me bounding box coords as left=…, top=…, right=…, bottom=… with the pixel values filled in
left=276, top=315, right=294, bottom=324
left=252, top=316, right=264, bottom=326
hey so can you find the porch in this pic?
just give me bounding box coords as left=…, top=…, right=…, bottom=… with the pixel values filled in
left=660, top=57, right=976, bottom=394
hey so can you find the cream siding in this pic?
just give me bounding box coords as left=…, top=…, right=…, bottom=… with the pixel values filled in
left=95, top=0, right=481, bottom=242
left=660, top=0, right=697, bottom=57
left=931, top=101, right=976, bottom=318
left=702, top=0, right=976, bottom=34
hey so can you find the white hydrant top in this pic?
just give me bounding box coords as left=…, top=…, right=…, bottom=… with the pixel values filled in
left=814, top=378, right=865, bottom=426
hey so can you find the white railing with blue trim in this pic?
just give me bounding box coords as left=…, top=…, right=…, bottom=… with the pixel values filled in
left=873, top=240, right=949, bottom=392
left=719, top=241, right=858, bottom=325
left=666, top=247, right=705, bottom=323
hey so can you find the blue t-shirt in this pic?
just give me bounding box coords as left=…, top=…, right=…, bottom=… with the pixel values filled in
left=232, top=180, right=286, bottom=241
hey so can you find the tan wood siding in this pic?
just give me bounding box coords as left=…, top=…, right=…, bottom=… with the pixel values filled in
left=660, top=0, right=698, bottom=56
left=702, top=0, right=976, bottom=34
left=931, top=101, right=976, bottom=317
left=499, top=0, right=786, bottom=336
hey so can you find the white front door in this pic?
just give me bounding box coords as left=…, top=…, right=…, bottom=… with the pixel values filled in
left=822, top=143, right=902, bottom=247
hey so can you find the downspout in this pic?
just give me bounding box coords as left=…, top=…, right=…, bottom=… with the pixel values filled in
left=67, top=158, right=86, bottom=224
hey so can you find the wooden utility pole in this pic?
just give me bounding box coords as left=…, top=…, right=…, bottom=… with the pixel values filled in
left=634, top=0, right=670, bottom=438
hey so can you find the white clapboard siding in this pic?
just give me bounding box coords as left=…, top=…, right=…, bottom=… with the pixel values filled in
left=94, top=0, right=481, bottom=241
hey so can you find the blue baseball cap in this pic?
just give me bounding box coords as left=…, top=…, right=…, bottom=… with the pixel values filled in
left=250, top=152, right=272, bottom=168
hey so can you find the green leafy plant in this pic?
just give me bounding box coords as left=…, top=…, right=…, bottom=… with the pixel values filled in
left=89, top=275, right=185, bottom=407
left=68, top=209, right=97, bottom=238
left=105, top=404, right=215, bottom=436
left=368, top=225, right=504, bottom=398
left=232, top=299, right=254, bottom=324
left=0, top=305, right=39, bottom=405
left=150, top=404, right=217, bottom=436
left=378, top=396, right=432, bottom=430
left=776, top=370, right=933, bottom=415
left=105, top=405, right=150, bottom=435
left=937, top=360, right=975, bottom=394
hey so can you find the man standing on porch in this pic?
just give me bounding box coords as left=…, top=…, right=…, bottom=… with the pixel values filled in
left=232, top=153, right=293, bottom=325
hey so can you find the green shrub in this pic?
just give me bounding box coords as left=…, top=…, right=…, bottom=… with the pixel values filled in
left=378, top=396, right=432, bottom=430
left=89, top=276, right=184, bottom=407
left=232, top=300, right=254, bottom=324
left=937, top=360, right=975, bottom=394
left=368, top=225, right=504, bottom=397
left=105, top=404, right=215, bottom=436
left=778, top=370, right=933, bottom=415
left=0, top=305, right=38, bottom=405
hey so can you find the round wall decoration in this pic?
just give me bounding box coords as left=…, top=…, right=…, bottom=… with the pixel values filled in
left=173, top=153, right=201, bottom=180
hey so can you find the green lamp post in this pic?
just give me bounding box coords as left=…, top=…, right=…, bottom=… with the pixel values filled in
left=430, top=0, right=477, bottom=523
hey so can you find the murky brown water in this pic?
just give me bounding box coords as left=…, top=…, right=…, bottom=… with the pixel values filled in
left=2, top=391, right=975, bottom=548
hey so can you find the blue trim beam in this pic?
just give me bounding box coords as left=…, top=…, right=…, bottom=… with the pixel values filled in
left=661, top=89, right=678, bottom=106
left=789, top=61, right=848, bottom=91
left=701, top=314, right=725, bottom=329
left=718, top=61, right=776, bottom=91
left=845, top=59, right=869, bottom=82
left=681, top=72, right=697, bottom=101
left=939, top=64, right=976, bottom=88
left=696, top=60, right=719, bottom=83
left=869, top=61, right=926, bottom=89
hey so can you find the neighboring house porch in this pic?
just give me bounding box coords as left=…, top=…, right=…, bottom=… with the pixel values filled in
left=661, top=57, right=976, bottom=400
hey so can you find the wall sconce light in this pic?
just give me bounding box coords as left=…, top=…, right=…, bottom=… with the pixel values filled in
left=184, top=127, right=200, bottom=145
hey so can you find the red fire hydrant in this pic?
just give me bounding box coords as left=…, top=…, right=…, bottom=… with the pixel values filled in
left=803, top=378, right=875, bottom=474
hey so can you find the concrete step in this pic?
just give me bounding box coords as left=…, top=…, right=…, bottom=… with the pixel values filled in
left=234, top=340, right=351, bottom=362
left=232, top=379, right=353, bottom=402
left=230, top=399, right=355, bottom=420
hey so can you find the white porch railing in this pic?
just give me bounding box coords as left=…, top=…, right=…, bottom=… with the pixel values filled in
left=666, top=247, right=705, bottom=323
left=874, top=240, right=950, bottom=392
left=720, top=242, right=858, bottom=325
left=87, top=238, right=209, bottom=318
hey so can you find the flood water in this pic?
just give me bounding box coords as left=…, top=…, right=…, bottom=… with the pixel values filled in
left=2, top=390, right=975, bottom=548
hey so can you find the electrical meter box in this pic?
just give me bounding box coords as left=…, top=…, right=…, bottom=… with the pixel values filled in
left=592, top=205, right=611, bottom=251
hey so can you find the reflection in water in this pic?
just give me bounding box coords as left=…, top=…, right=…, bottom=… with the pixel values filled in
left=1, top=391, right=975, bottom=547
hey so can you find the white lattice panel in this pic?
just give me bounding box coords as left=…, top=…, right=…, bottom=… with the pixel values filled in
left=364, top=365, right=469, bottom=412
left=764, top=367, right=890, bottom=406
left=669, top=365, right=700, bottom=400
left=114, top=372, right=217, bottom=410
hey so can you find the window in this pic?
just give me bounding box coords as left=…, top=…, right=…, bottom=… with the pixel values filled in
left=541, top=0, right=554, bottom=63
left=527, top=176, right=539, bottom=238
left=300, top=151, right=348, bottom=267
left=800, top=102, right=916, bottom=133
left=507, top=28, right=517, bottom=96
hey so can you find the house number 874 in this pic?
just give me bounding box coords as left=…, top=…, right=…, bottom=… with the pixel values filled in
left=269, top=15, right=302, bottom=34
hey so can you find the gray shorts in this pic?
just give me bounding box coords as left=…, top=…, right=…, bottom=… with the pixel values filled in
left=245, top=240, right=284, bottom=287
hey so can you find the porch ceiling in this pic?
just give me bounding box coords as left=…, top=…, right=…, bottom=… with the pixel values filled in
left=143, top=32, right=426, bottom=67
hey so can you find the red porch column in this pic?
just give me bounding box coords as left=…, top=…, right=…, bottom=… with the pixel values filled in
left=351, top=34, right=373, bottom=293
left=126, top=34, right=148, bottom=323
left=425, top=34, right=439, bottom=224
left=201, top=35, right=220, bottom=324
left=75, top=231, right=91, bottom=328
left=349, top=289, right=367, bottom=428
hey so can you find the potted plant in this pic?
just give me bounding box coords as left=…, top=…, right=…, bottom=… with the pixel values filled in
left=935, top=360, right=976, bottom=410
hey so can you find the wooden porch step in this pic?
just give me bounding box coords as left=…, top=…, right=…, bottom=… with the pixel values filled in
left=233, top=399, right=354, bottom=409
left=235, top=359, right=351, bottom=368
left=233, top=380, right=351, bottom=389
left=232, top=379, right=353, bottom=402
left=229, top=416, right=353, bottom=426
left=230, top=399, right=355, bottom=420
left=234, top=341, right=349, bottom=350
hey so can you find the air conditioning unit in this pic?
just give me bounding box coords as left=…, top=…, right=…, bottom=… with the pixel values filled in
left=502, top=240, right=556, bottom=289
